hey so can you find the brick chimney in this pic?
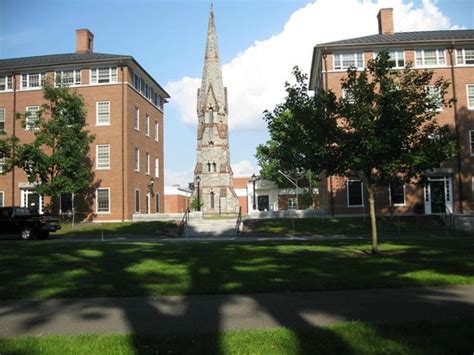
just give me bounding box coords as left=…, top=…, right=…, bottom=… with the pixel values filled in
left=76, top=29, right=94, bottom=53
left=377, top=8, right=394, bottom=35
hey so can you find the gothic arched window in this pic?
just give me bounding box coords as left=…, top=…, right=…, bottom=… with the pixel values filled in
left=212, top=162, right=217, bottom=172
left=207, top=163, right=211, bottom=172
left=210, top=191, right=215, bottom=209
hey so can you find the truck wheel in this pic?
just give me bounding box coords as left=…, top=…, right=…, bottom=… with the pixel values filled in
left=20, top=227, right=35, bottom=240
left=38, top=232, right=50, bottom=240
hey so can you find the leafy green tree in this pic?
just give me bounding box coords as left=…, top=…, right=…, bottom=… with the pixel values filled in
left=338, top=51, right=456, bottom=253
left=14, top=83, right=95, bottom=214
left=190, top=195, right=203, bottom=211
left=256, top=67, right=341, bottom=208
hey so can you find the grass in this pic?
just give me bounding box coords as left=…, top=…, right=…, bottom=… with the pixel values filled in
left=0, top=238, right=473, bottom=299
left=245, top=216, right=471, bottom=237
left=0, top=320, right=472, bottom=354
left=55, top=220, right=177, bottom=237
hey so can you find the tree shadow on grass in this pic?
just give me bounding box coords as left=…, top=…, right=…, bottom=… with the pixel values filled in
left=0, top=237, right=473, bottom=354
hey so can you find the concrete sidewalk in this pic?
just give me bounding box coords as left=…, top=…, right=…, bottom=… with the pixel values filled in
left=1, top=285, right=473, bottom=337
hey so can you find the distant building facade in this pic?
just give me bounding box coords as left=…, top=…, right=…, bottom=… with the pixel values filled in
left=0, top=29, right=170, bottom=221
left=309, top=8, right=474, bottom=215
left=193, top=5, right=240, bottom=214
left=164, top=186, right=191, bottom=213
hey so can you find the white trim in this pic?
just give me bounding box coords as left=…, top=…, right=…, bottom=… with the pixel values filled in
left=96, top=101, right=111, bottom=126
left=155, top=121, right=159, bottom=142
left=388, top=183, right=406, bottom=206
left=0, top=75, right=13, bottom=92
left=455, top=48, right=474, bottom=66
left=347, top=179, right=364, bottom=207
left=20, top=73, right=45, bottom=90
left=54, top=69, right=81, bottom=87
left=95, top=144, right=110, bottom=170
left=134, top=106, right=140, bottom=131
left=135, top=148, right=140, bottom=172
left=414, top=48, right=446, bottom=68
left=146, top=192, right=151, bottom=214
left=425, top=85, right=443, bottom=112
left=373, top=49, right=406, bottom=68
left=0, top=107, right=5, bottom=131
left=333, top=51, right=364, bottom=71
left=470, top=130, right=474, bottom=157
left=96, top=188, right=111, bottom=214
left=89, top=67, right=117, bottom=85
left=0, top=191, right=4, bottom=207
left=145, top=115, right=150, bottom=137
left=135, top=189, right=140, bottom=213
left=145, top=152, right=150, bottom=175
left=466, top=84, right=474, bottom=110
left=25, top=106, right=40, bottom=131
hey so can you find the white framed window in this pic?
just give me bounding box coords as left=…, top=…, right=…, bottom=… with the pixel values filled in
left=21, top=73, right=45, bottom=89
left=467, top=84, right=474, bottom=110
left=0, top=157, right=5, bottom=175
left=288, top=198, right=296, bottom=210
left=90, top=67, right=117, bottom=84
left=0, top=108, right=5, bottom=131
left=347, top=180, right=364, bottom=207
left=415, top=49, right=446, bottom=67
left=145, top=115, right=150, bottom=137
left=375, top=50, right=405, bottom=68
left=25, top=106, right=40, bottom=131
left=96, top=144, right=110, bottom=169
left=0, top=75, right=13, bottom=91
left=145, top=152, right=150, bottom=175
left=96, top=188, right=110, bottom=213
left=456, top=49, right=474, bottom=65
left=135, top=148, right=140, bottom=172
left=134, top=106, right=140, bottom=131
left=341, top=88, right=355, bottom=103
left=145, top=192, right=150, bottom=214
left=389, top=182, right=406, bottom=206
left=470, top=131, right=474, bottom=157
left=135, top=189, right=140, bottom=213
left=96, top=101, right=110, bottom=125
left=155, top=121, right=159, bottom=142
left=155, top=158, right=159, bottom=178
left=0, top=191, right=4, bottom=207
left=333, top=52, right=364, bottom=70
left=54, top=69, right=81, bottom=86
left=425, top=85, right=443, bottom=111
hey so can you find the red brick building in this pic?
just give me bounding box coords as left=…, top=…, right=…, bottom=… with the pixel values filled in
left=0, top=29, right=169, bottom=221
left=309, top=9, right=474, bottom=216
left=164, top=186, right=191, bottom=214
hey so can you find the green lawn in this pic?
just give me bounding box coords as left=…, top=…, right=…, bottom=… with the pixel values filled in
left=56, top=221, right=177, bottom=237
left=245, top=216, right=471, bottom=237
left=0, top=238, right=473, bottom=300
left=1, top=320, right=472, bottom=354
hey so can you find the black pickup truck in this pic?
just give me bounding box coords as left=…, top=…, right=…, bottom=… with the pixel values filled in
left=0, top=207, right=61, bottom=240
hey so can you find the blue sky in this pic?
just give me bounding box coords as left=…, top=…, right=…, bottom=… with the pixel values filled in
left=1, top=0, right=473, bottom=186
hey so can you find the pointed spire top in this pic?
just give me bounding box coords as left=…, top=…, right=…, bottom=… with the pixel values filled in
left=210, top=0, right=214, bottom=13
left=204, top=0, right=219, bottom=61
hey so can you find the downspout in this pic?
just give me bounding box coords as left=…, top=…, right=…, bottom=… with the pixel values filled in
left=121, top=64, right=125, bottom=221
left=448, top=44, right=463, bottom=214
left=322, top=50, right=335, bottom=216
left=11, top=73, right=16, bottom=206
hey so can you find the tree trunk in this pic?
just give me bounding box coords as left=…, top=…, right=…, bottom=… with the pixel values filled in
left=367, top=186, right=379, bottom=254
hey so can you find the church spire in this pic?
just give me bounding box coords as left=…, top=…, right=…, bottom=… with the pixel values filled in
left=198, top=2, right=226, bottom=115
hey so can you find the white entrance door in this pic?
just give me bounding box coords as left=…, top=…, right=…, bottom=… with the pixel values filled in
left=20, top=189, right=43, bottom=214
left=424, top=176, right=453, bottom=214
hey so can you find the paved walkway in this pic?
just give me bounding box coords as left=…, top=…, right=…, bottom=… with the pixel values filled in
left=1, top=285, right=473, bottom=337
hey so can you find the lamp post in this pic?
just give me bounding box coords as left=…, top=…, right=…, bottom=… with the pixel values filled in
left=250, top=173, right=257, bottom=211
left=196, top=175, right=201, bottom=212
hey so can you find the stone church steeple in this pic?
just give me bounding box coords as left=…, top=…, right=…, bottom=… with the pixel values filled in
left=194, top=3, right=239, bottom=214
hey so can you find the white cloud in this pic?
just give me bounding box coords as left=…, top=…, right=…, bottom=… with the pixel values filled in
left=164, top=168, right=194, bottom=188
left=231, top=160, right=259, bottom=177
left=165, top=0, right=457, bottom=131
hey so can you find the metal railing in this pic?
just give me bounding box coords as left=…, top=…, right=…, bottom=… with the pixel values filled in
left=179, top=208, right=190, bottom=238
left=235, top=206, right=242, bottom=236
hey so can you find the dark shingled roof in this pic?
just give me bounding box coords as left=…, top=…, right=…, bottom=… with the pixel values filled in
left=318, top=29, right=474, bottom=47
left=0, top=52, right=131, bottom=70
